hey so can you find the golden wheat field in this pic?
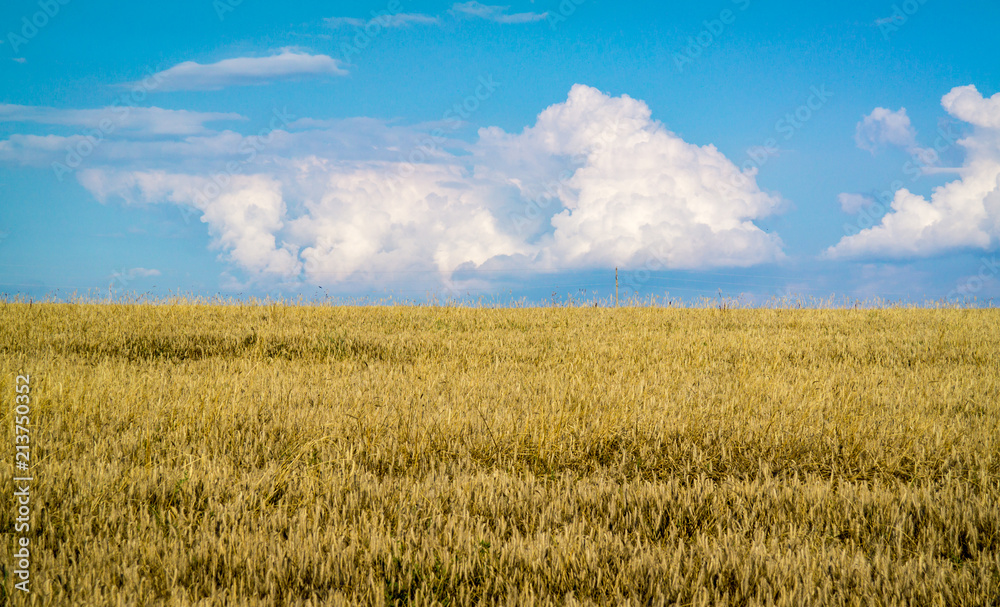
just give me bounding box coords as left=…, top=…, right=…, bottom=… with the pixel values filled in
left=1, top=301, right=999, bottom=606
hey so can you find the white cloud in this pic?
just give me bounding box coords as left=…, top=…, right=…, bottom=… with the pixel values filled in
left=0, top=104, right=244, bottom=135
left=826, top=85, right=1000, bottom=260
left=942, top=85, right=1000, bottom=129
left=855, top=107, right=918, bottom=152
left=0, top=131, right=255, bottom=176
left=474, top=84, right=784, bottom=269
left=328, top=4, right=543, bottom=29
left=109, top=267, right=161, bottom=288
left=15, top=85, right=785, bottom=287
left=838, top=193, right=875, bottom=214
left=326, top=13, right=438, bottom=28
left=0, top=115, right=469, bottom=182
left=144, top=51, right=348, bottom=92
left=81, top=170, right=302, bottom=276
left=125, top=267, right=160, bottom=279
left=854, top=106, right=938, bottom=168
left=325, top=17, right=366, bottom=27
left=290, top=162, right=527, bottom=283
left=450, top=2, right=547, bottom=23
left=383, top=13, right=440, bottom=26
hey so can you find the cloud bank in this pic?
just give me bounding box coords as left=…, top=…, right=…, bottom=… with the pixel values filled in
left=2, top=85, right=786, bottom=288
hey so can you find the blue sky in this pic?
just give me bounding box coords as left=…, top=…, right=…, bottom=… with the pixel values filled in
left=1, top=0, right=999, bottom=304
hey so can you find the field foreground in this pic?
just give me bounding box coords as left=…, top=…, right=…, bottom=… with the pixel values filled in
left=1, top=303, right=999, bottom=605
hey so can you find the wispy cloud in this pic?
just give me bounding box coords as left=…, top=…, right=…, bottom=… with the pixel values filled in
left=325, top=16, right=367, bottom=28
left=326, top=4, right=543, bottom=29
left=325, top=13, right=439, bottom=28
left=450, top=1, right=547, bottom=23
left=111, top=267, right=161, bottom=282
left=142, top=51, right=348, bottom=92
left=837, top=193, right=876, bottom=214
left=874, top=15, right=904, bottom=26
left=0, top=104, right=245, bottom=136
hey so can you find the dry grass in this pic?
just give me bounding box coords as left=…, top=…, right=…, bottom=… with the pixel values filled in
left=1, top=301, right=999, bottom=605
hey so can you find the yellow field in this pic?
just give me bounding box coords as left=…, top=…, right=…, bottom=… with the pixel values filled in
left=1, top=302, right=999, bottom=605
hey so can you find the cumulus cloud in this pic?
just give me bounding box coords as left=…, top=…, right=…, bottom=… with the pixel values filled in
left=826, top=85, right=1000, bottom=259
left=450, top=2, right=547, bottom=23
left=942, top=85, right=1000, bottom=129
left=290, top=162, right=527, bottom=283
left=143, top=51, right=347, bottom=92
left=0, top=104, right=244, bottom=136
left=80, top=170, right=302, bottom=276
left=8, top=85, right=786, bottom=287
left=854, top=106, right=938, bottom=169
left=855, top=107, right=919, bottom=152
left=474, top=84, right=784, bottom=269
left=79, top=163, right=513, bottom=284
